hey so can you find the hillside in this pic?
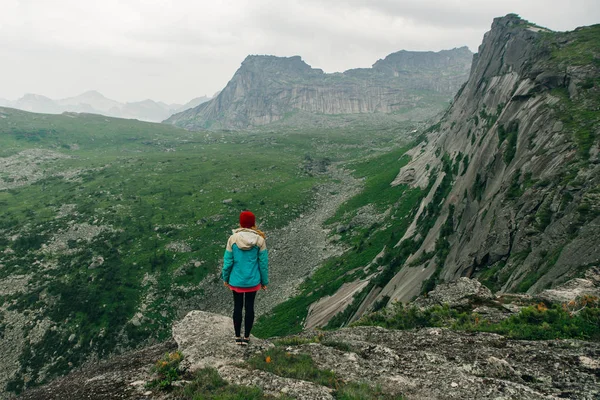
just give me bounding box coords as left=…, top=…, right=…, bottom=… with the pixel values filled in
left=0, top=106, right=417, bottom=396
left=165, top=48, right=473, bottom=130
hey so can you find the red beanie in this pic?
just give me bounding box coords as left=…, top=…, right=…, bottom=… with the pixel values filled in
left=239, top=211, right=256, bottom=228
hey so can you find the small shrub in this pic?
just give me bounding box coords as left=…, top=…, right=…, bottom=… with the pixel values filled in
left=355, top=297, right=600, bottom=341
left=472, top=173, right=486, bottom=201
left=148, top=351, right=183, bottom=390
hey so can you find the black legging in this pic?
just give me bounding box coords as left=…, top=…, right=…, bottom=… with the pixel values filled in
left=232, top=291, right=257, bottom=338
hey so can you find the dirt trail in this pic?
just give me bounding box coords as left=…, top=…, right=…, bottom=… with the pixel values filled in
left=192, top=164, right=361, bottom=317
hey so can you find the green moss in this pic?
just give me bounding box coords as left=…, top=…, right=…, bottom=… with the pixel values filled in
left=550, top=24, right=600, bottom=66
left=516, top=245, right=563, bottom=293
left=420, top=204, right=455, bottom=295
left=461, top=154, right=469, bottom=176
left=535, top=202, right=553, bottom=231
left=479, top=261, right=507, bottom=292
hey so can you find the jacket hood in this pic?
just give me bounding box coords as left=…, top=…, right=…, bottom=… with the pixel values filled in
left=232, top=228, right=261, bottom=250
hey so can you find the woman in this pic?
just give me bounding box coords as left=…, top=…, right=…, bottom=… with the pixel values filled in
left=222, top=210, right=269, bottom=346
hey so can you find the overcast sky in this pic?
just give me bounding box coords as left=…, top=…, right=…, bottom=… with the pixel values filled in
left=1, top=0, right=598, bottom=104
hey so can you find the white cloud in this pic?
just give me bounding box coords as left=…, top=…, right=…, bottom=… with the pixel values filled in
left=0, top=0, right=598, bottom=103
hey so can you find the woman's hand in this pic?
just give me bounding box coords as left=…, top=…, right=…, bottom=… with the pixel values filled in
left=224, top=282, right=231, bottom=289
left=261, top=284, right=268, bottom=291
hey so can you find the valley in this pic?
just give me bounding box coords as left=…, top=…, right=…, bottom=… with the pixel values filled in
left=0, top=106, right=418, bottom=395
left=1, top=12, right=599, bottom=400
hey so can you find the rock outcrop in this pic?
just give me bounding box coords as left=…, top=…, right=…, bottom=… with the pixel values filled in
left=18, top=309, right=600, bottom=399
left=412, top=277, right=494, bottom=309
left=537, top=267, right=600, bottom=303
left=165, top=48, right=473, bottom=130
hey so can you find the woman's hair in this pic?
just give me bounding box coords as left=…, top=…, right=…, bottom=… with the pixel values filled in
left=252, top=226, right=266, bottom=239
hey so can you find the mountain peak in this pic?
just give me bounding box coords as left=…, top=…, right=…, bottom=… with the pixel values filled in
left=239, top=54, right=315, bottom=75
left=78, top=90, right=108, bottom=99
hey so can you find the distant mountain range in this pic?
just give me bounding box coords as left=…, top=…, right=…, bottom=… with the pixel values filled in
left=166, top=47, right=473, bottom=130
left=0, top=91, right=211, bottom=122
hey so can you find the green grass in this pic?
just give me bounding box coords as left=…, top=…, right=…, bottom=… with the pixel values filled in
left=548, top=24, right=600, bottom=66
left=549, top=83, right=599, bottom=161
left=247, top=347, right=341, bottom=389
left=273, top=335, right=323, bottom=347
left=336, top=383, right=404, bottom=400
left=497, top=121, right=519, bottom=164
left=327, top=145, right=413, bottom=223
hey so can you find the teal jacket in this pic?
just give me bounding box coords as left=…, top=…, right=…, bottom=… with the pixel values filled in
left=222, top=228, right=269, bottom=287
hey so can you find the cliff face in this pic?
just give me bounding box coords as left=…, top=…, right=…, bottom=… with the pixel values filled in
left=165, top=48, right=473, bottom=130
left=372, top=15, right=600, bottom=305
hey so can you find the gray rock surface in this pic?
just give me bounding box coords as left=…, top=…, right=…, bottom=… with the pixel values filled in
left=537, top=267, right=600, bottom=303
left=413, top=277, right=494, bottom=309
left=16, top=310, right=600, bottom=399
left=173, top=311, right=333, bottom=399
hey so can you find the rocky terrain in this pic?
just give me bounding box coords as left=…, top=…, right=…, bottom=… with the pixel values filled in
left=165, top=48, right=473, bottom=130
left=15, top=277, right=600, bottom=399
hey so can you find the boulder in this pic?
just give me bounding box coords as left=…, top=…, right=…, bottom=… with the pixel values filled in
left=172, top=310, right=272, bottom=370
left=172, top=311, right=334, bottom=399
left=537, top=267, right=600, bottom=304
left=413, top=277, right=494, bottom=309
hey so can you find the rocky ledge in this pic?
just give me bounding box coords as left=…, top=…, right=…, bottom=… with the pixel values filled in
left=16, top=305, right=600, bottom=400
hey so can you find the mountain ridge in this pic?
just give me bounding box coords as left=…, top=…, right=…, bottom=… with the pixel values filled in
left=165, top=47, right=473, bottom=130
left=1, top=91, right=211, bottom=123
